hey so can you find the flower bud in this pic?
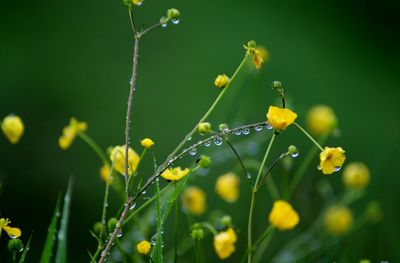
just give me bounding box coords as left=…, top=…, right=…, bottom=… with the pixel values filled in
left=366, top=201, right=383, bottom=223
left=220, top=215, right=232, bottom=227
left=271, top=80, right=282, bottom=90
left=214, top=74, right=230, bottom=88
left=107, top=217, right=118, bottom=233
left=137, top=240, right=151, bottom=255
left=140, top=138, right=155, bottom=149
left=1, top=115, right=24, bottom=144
left=167, top=8, right=180, bottom=20
left=8, top=238, right=23, bottom=253
left=93, top=221, right=104, bottom=235
left=198, top=122, right=211, bottom=134
left=288, top=145, right=299, bottom=157
left=191, top=228, right=204, bottom=241
left=218, top=123, right=229, bottom=132
left=198, top=155, right=212, bottom=168
left=247, top=40, right=257, bottom=48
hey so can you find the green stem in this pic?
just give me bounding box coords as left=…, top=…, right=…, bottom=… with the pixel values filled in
left=174, top=189, right=178, bottom=263
left=13, top=252, right=16, bottom=263
left=201, top=222, right=217, bottom=236
left=253, top=226, right=275, bottom=263
left=77, top=132, right=108, bottom=164
left=247, top=134, right=276, bottom=263
left=293, top=122, right=324, bottom=151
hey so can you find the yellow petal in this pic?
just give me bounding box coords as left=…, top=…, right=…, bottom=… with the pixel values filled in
left=3, top=226, right=22, bottom=238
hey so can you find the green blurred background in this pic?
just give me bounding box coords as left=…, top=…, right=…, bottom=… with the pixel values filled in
left=1, top=0, right=399, bottom=261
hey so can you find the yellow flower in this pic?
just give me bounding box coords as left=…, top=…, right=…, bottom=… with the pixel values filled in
left=324, top=205, right=352, bottom=235
left=268, top=200, right=300, bottom=230
left=215, top=172, right=240, bottom=203
left=214, top=74, right=230, bottom=88
left=306, top=105, right=337, bottom=136
left=244, top=41, right=266, bottom=69
left=198, top=122, right=211, bottom=134
left=110, top=145, right=140, bottom=176
left=343, top=162, right=370, bottom=189
left=160, top=167, right=190, bottom=181
left=319, top=147, right=346, bottom=175
left=136, top=240, right=151, bottom=255
left=213, top=228, right=237, bottom=259
left=100, top=164, right=113, bottom=184
left=58, top=118, right=87, bottom=150
left=140, top=138, right=154, bottom=149
left=0, top=218, right=22, bottom=239
left=1, top=115, right=24, bottom=144
left=181, top=187, right=206, bottom=215
left=266, top=106, right=297, bottom=130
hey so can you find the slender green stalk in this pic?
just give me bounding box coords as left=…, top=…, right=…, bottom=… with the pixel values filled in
left=247, top=134, right=276, bottom=263
left=77, top=132, right=108, bottom=164
left=174, top=189, right=179, bottom=263
left=201, top=222, right=217, bottom=235
left=293, top=122, right=324, bottom=151
left=253, top=226, right=275, bottom=263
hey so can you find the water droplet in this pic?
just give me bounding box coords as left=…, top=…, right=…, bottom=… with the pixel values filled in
left=117, top=230, right=123, bottom=238
left=161, top=22, right=167, bottom=28
left=254, top=125, right=263, bottom=132
left=172, top=19, right=180, bottom=25
left=187, top=136, right=192, bottom=141
left=242, top=128, right=250, bottom=135
left=234, top=130, right=242, bottom=136
left=203, top=140, right=211, bottom=147
left=214, top=137, right=223, bottom=146
left=189, top=147, right=197, bottom=156
left=151, top=240, right=156, bottom=246
left=317, top=165, right=322, bottom=170
left=142, top=190, right=147, bottom=195
left=291, top=152, right=299, bottom=158
left=246, top=173, right=252, bottom=179
left=265, top=121, right=273, bottom=130
left=130, top=203, right=137, bottom=210
left=136, top=1, right=143, bottom=6
left=334, top=166, right=342, bottom=172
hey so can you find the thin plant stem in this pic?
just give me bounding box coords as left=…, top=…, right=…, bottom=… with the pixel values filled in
left=293, top=122, right=324, bottom=151
left=247, top=133, right=276, bottom=263
left=174, top=189, right=178, bottom=263
left=77, top=132, right=108, bottom=164
left=141, top=22, right=162, bottom=36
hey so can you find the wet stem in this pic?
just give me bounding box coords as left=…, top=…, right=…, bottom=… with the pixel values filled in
left=247, top=133, right=276, bottom=263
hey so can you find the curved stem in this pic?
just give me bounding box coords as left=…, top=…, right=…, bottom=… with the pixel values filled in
left=77, top=132, right=108, bottom=164
left=247, top=134, right=276, bottom=263
left=293, top=122, right=324, bottom=151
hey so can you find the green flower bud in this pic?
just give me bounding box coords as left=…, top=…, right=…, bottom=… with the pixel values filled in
left=123, top=0, right=132, bottom=7
left=218, top=123, right=229, bottom=132
left=220, top=215, right=232, bottom=227
left=288, top=145, right=299, bottom=158
left=8, top=238, right=23, bottom=253
left=198, top=122, right=211, bottom=135
left=93, top=221, right=104, bottom=235
left=107, top=218, right=118, bottom=233
left=191, top=228, right=204, bottom=241
left=271, top=80, right=282, bottom=90
left=198, top=155, right=212, bottom=168
left=247, top=40, right=257, bottom=48
left=167, top=8, right=180, bottom=20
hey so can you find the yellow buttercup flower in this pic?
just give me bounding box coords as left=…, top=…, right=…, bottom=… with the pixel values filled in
left=324, top=205, right=352, bottom=235
left=214, top=74, right=230, bottom=88
left=100, top=164, right=113, bottom=184
left=266, top=106, right=297, bottom=130
left=319, top=147, right=346, bottom=175
left=244, top=41, right=265, bottom=69
left=213, top=228, right=237, bottom=259
left=215, top=172, right=240, bottom=203
left=181, top=186, right=206, bottom=215
left=110, top=145, right=140, bottom=176
left=136, top=240, right=151, bottom=255
left=343, top=162, right=370, bottom=189
left=269, top=200, right=300, bottom=230
left=1, top=115, right=24, bottom=144
left=306, top=105, right=337, bottom=136
left=160, top=167, right=190, bottom=181
left=58, top=118, right=87, bottom=150
left=140, top=138, right=154, bottom=149
left=0, top=218, right=22, bottom=239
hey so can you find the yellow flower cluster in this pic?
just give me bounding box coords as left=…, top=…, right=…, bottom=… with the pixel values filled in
left=215, top=172, right=240, bottom=203
left=306, top=105, right=337, bottom=136
left=136, top=240, right=151, bottom=255
left=319, top=147, right=346, bottom=175
left=109, top=145, right=140, bottom=176
left=1, top=115, right=24, bottom=144
left=181, top=186, right=206, bottom=215
left=213, top=228, right=237, bottom=259
left=266, top=106, right=297, bottom=130
left=268, top=200, right=300, bottom=230
left=160, top=167, right=189, bottom=181
left=58, top=118, right=87, bottom=150
left=0, top=218, right=22, bottom=239
left=342, top=162, right=370, bottom=189
left=244, top=41, right=268, bottom=69
left=324, top=205, right=352, bottom=235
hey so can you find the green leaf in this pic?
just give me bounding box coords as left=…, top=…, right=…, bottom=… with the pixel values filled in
left=55, top=178, right=74, bottom=263
left=153, top=178, right=163, bottom=263
left=18, top=235, right=32, bottom=263
left=40, top=196, right=61, bottom=263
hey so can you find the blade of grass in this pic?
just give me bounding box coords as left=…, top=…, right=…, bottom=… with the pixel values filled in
left=40, top=195, right=61, bottom=263
left=55, top=178, right=74, bottom=263
left=18, top=235, right=32, bottom=263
